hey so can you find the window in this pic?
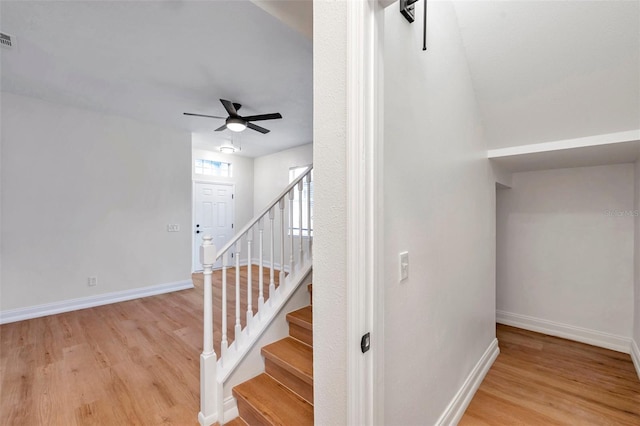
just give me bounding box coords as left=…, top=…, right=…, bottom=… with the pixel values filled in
left=289, top=166, right=313, bottom=236
left=194, top=159, right=232, bottom=177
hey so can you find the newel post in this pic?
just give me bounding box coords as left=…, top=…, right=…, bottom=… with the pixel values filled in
left=198, top=235, right=218, bottom=426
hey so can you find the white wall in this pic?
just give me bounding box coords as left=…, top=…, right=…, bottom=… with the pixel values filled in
left=497, top=165, right=635, bottom=341
left=634, top=160, right=640, bottom=347
left=1, top=92, right=192, bottom=311
left=312, top=0, right=349, bottom=423
left=383, top=1, right=496, bottom=424
left=253, top=143, right=312, bottom=213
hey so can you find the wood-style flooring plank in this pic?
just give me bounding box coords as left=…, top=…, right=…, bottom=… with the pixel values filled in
left=0, top=265, right=280, bottom=425
left=460, top=324, right=640, bottom=425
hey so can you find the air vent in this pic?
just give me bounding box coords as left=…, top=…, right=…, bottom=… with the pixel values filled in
left=0, top=32, right=15, bottom=49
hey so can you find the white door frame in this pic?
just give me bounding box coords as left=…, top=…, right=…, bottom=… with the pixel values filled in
left=192, top=180, right=235, bottom=272
left=346, top=0, right=386, bottom=424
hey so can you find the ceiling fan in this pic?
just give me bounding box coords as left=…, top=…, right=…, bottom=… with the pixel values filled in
left=184, top=99, right=282, bottom=134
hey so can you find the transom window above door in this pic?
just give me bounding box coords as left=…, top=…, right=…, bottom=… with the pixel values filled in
left=194, top=159, right=232, bottom=177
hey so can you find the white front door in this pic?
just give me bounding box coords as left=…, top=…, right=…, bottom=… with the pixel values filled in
left=193, top=182, right=234, bottom=271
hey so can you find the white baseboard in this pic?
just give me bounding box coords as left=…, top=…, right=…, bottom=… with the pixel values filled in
left=436, top=338, right=499, bottom=426
left=222, top=396, right=239, bottom=424
left=496, top=310, right=631, bottom=354
left=631, top=339, right=640, bottom=380
left=198, top=395, right=237, bottom=426
left=0, top=279, right=194, bottom=324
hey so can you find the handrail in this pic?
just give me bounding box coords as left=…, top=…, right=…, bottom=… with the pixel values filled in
left=199, top=164, right=314, bottom=425
left=215, top=165, right=313, bottom=258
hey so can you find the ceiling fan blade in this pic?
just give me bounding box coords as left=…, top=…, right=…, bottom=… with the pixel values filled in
left=242, top=112, right=283, bottom=122
left=183, top=112, right=226, bottom=119
left=215, top=124, right=228, bottom=132
left=233, top=103, right=242, bottom=112
left=220, top=99, right=238, bottom=116
left=247, top=122, right=270, bottom=134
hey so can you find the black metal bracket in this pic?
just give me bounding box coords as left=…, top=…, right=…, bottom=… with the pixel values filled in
left=400, top=0, right=417, bottom=22
left=400, top=0, right=427, bottom=51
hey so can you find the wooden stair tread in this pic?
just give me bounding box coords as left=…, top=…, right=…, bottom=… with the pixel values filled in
left=262, top=337, right=313, bottom=384
left=286, top=306, right=312, bottom=330
left=232, top=373, right=313, bottom=425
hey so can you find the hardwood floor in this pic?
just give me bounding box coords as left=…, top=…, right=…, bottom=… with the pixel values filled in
left=460, top=324, right=640, bottom=425
left=0, top=265, right=280, bottom=425
left=4, top=281, right=639, bottom=425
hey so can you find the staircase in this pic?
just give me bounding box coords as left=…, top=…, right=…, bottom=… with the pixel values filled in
left=198, top=166, right=313, bottom=425
left=227, top=285, right=313, bottom=425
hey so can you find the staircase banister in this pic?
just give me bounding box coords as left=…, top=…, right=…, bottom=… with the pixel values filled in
left=215, top=165, right=313, bottom=259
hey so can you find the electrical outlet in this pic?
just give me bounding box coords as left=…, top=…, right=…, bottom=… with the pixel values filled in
left=399, top=251, right=409, bottom=281
left=88, top=276, right=98, bottom=287
left=166, top=224, right=180, bottom=232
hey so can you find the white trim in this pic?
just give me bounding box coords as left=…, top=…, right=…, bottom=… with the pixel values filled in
left=436, top=339, right=500, bottom=426
left=346, top=0, right=379, bottom=425
left=372, top=2, right=385, bottom=424
left=497, top=310, right=632, bottom=354
left=198, top=411, right=216, bottom=426
left=0, top=279, right=194, bottom=324
left=631, top=339, right=640, bottom=380
left=197, top=394, right=238, bottom=426
left=222, top=395, right=239, bottom=424
left=487, top=129, right=640, bottom=159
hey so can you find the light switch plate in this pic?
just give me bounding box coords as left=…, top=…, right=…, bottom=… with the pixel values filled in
left=399, top=251, right=409, bottom=281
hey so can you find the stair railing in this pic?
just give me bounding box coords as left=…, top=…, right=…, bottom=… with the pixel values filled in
left=198, top=165, right=313, bottom=426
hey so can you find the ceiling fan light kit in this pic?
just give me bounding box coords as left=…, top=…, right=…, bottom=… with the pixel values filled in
left=226, top=117, right=247, bottom=132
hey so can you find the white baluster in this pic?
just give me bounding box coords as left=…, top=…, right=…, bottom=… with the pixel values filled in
left=298, top=179, right=304, bottom=265
left=289, top=188, right=295, bottom=274
left=199, top=235, right=218, bottom=425
left=307, top=172, right=312, bottom=258
left=235, top=243, right=241, bottom=346
left=279, top=199, right=285, bottom=286
left=246, top=229, right=253, bottom=331
left=258, top=218, right=265, bottom=313
left=221, top=252, right=228, bottom=360
left=269, top=207, right=276, bottom=301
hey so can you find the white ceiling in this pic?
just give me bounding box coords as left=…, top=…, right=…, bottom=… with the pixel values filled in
left=0, top=1, right=313, bottom=158
left=453, top=0, right=640, bottom=150
left=251, top=0, right=313, bottom=39
left=4, top=1, right=638, bottom=161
